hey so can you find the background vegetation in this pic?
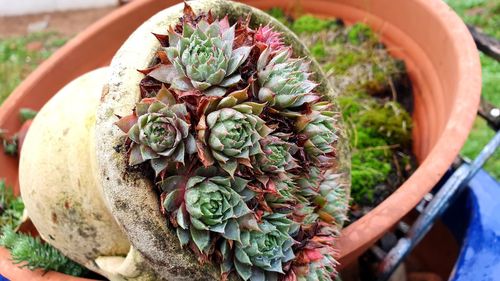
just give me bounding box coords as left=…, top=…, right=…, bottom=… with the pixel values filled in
left=445, top=0, right=499, bottom=179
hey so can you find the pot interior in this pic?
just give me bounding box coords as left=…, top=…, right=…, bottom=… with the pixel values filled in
left=0, top=0, right=480, bottom=267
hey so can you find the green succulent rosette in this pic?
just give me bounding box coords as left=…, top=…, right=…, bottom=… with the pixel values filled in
left=116, top=87, right=195, bottom=175
left=254, top=134, right=299, bottom=175
left=221, top=213, right=296, bottom=281
left=265, top=178, right=298, bottom=210
left=149, top=18, right=251, bottom=97
left=163, top=174, right=257, bottom=253
left=293, top=252, right=338, bottom=281
left=296, top=167, right=348, bottom=227
left=296, top=102, right=338, bottom=165
left=257, top=47, right=319, bottom=109
left=197, top=89, right=272, bottom=176
left=316, top=171, right=349, bottom=227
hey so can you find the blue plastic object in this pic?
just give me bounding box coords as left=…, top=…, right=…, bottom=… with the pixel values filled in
left=378, top=132, right=500, bottom=281
left=449, top=168, right=500, bottom=281
left=0, top=274, right=9, bottom=281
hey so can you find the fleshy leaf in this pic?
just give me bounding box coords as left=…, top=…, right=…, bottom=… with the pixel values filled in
left=176, top=227, right=190, bottom=246
left=190, top=227, right=210, bottom=253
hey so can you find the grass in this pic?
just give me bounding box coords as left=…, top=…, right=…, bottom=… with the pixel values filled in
left=446, top=0, right=499, bottom=179
left=0, top=32, right=67, bottom=104
left=445, top=0, right=500, bottom=38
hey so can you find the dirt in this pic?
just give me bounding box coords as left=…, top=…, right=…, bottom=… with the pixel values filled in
left=0, top=7, right=118, bottom=38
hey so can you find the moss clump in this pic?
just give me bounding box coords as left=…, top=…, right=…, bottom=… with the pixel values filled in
left=350, top=131, right=392, bottom=203
left=347, top=23, right=376, bottom=45
left=266, top=7, right=291, bottom=26
left=291, top=15, right=336, bottom=34
left=330, top=51, right=366, bottom=74
left=339, top=93, right=413, bottom=206
left=310, top=41, right=327, bottom=59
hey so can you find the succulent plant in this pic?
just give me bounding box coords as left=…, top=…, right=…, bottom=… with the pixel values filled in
left=148, top=18, right=252, bottom=97
left=116, top=86, right=195, bottom=175
left=265, top=178, right=298, bottom=208
left=316, top=171, right=349, bottom=226
left=257, top=47, right=319, bottom=109
left=296, top=167, right=348, bottom=227
left=289, top=246, right=338, bottom=281
left=117, top=4, right=349, bottom=281
left=253, top=134, right=299, bottom=174
left=196, top=90, right=272, bottom=176
left=163, top=173, right=257, bottom=253
left=299, top=255, right=338, bottom=281
left=228, top=213, right=296, bottom=281
left=296, top=102, right=338, bottom=165
left=255, top=24, right=285, bottom=52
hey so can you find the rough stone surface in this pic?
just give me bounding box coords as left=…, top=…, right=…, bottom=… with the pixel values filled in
left=19, top=68, right=131, bottom=276
left=96, top=0, right=351, bottom=280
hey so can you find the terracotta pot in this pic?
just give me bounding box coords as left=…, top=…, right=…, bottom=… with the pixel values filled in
left=0, top=0, right=480, bottom=279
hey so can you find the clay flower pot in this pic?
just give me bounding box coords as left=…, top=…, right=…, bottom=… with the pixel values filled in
left=0, top=0, right=480, bottom=280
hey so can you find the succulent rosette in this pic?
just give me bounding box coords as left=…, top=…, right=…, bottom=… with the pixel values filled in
left=290, top=246, right=338, bottom=281
left=228, top=213, right=296, bottom=281
left=196, top=91, right=272, bottom=176
left=163, top=173, right=256, bottom=253
left=116, top=86, right=195, bottom=175
left=254, top=134, right=299, bottom=174
left=148, top=17, right=251, bottom=97
left=255, top=24, right=286, bottom=52
left=116, top=4, right=349, bottom=281
left=296, top=167, right=348, bottom=227
left=257, top=47, right=319, bottom=109
left=296, top=102, right=338, bottom=165
left=316, top=171, right=349, bottom=226
left=265, top=178, right=298, bottom=210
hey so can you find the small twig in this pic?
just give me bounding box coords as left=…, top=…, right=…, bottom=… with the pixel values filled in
left=388, top=76, right=397, bottom=101
left=392, top=153, right=402, bottom=179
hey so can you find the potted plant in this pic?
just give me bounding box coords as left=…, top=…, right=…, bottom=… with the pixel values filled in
left=0, top=0, right=481, bottom=280
left=19, top=1, right=352, bottom=280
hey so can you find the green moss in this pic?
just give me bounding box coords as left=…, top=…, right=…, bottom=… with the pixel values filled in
left=351, top=151, right=392, bottom=203
left=331, top=51, right=365, bottom=74
left=310, top=42, right=326, bottom=60
left=338, top=93, right=412, bottom=205
left=357, top=102, right=412, bottom=145
left=347, top=23, right=376, bottom=45
left=291, top=15, right=335, bottom=34
left=266, top=7, right=290, bottom=26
